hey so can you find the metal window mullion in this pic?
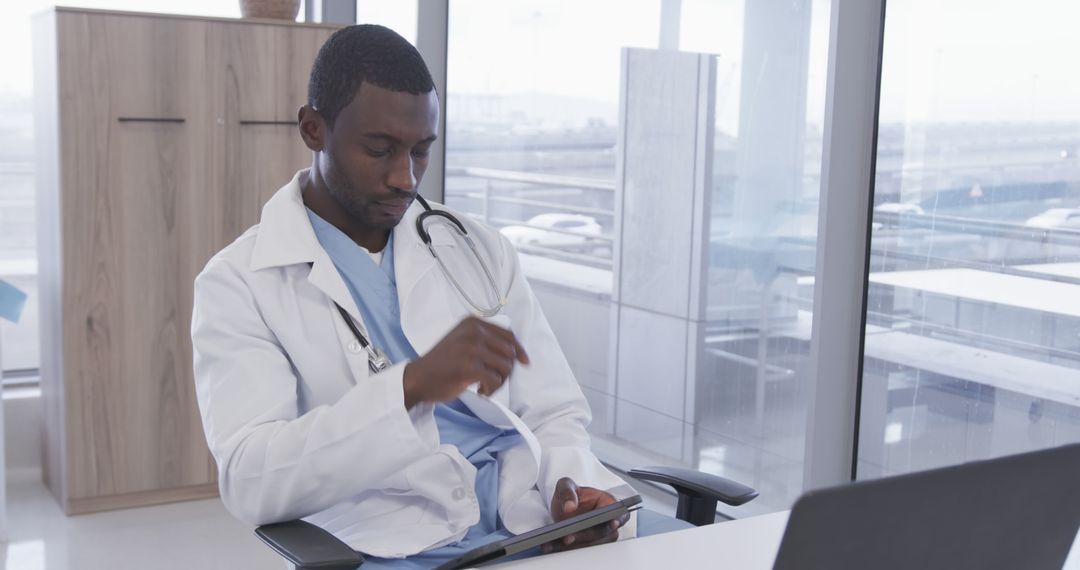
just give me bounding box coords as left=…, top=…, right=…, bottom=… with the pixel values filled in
left=659, top=0, right=682, bottom=50
left=417, top=0, right=448, bottom=204
left=803, top=0, right=887, bottom=492
left=310, top=0, right=355, bottom=23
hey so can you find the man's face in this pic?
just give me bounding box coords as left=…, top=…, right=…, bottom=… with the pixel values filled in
left=318, top=83, right=439, bottom=230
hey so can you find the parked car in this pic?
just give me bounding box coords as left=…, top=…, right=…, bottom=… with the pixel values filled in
left=871, top=202, right=926, bottom=230
left=499, top=213, right=603, bottom=248
left=874, top=202, right=926, bottom=216
left=1024, top=208, right=1080, bottom=229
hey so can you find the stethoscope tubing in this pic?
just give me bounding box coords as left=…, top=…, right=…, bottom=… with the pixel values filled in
left=334, top=194, right=511, bottom=372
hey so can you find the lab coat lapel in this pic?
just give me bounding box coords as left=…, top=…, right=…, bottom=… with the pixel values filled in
left=395, top=203, right=456, bottom=355
left=393, top=206, right=529, bottom=427
left=250, top=170, right=366, bottom=329
left=307, top=254, right=363, bottom=323
left=251, top=172, right=452, bottom=355
left=392, top=202, right=437, bottom=303
left=394, top=208, right=542, bottom=474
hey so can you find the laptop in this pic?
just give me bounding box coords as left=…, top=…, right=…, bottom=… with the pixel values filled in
left=774, top=442, right=1080, bottom=570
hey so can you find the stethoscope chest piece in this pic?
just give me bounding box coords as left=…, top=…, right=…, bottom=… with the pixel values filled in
left=368, top=346, right=391, bottom=373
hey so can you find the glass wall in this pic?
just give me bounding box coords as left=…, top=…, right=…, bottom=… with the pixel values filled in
left=446, top=0, right=832, bottom=514
left=857, top=0, right=1080, bottom=479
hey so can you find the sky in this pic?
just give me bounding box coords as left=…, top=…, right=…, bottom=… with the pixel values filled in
left=879, top=0, right=1080, bottom=123
left=446, top=0, right=1080, bottom=126
left=3, top=0, right=1078, bottom=126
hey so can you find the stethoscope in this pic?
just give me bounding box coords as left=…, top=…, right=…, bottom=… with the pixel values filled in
left=333, top=194, right=513, bottom=373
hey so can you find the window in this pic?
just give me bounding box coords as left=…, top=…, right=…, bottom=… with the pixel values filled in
left=857, top=0, right=1080, bottom=479
left=0, top=1, right=306, bottom=377
left=446, top=0, right=658, bottom=271
left=446, top=0, right=832, bottom=515
left=356, top=0, right=417, bottom=44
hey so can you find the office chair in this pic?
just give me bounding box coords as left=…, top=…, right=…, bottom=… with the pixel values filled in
left=255, top=465, right=758, bottom=569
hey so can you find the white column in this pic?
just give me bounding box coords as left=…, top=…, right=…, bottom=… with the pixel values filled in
left=658, top=0, right=682, bottom=51
left=731, top=0, right=813, bottom=237
left=611, top=48, right=716, bottom=463
left=803, top=0, right=887, bottom=492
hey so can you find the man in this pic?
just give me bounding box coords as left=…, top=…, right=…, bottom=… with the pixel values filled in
left=192, top=25, right=672, bottom=567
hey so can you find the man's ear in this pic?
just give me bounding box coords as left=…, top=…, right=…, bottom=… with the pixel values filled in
left=298, top=105, right=326, bottom=152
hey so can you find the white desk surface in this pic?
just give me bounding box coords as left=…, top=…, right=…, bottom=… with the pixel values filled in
left=491, top=509, right=1080, bottom=570
left=491, top=511, right=790, bottom=569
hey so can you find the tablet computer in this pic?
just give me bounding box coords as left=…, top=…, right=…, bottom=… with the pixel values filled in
left=433, top=494, right=643, bottom=570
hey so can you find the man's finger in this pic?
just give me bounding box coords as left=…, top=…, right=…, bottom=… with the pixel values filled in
left=478, top=349, right=513, bottom=380
left=481, top=336, right=520, bottom=370
left=561, top=488, right=578, bottom=517
left=565, top=522, right=616, bottom=546
left=473, top=366, right=504, bottom=397
left=554, top=478, right=579, bottom=519
left=544, top=523, right=619, bottom=553
left=476, top=320, right=530, bottom=365
left=508, top=333, right=529, bottom=365
left=575, top=487, right=615, bottom=510
left=609, top=511, right=630, bottom=530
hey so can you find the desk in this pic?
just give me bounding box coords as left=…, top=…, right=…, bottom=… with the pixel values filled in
left=494, top=510, right=1080, bottom=569
left=494, top=511, right=789, bottom=569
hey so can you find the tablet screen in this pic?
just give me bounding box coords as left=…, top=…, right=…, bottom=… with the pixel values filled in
left=434, top=495, right=643, bottom=570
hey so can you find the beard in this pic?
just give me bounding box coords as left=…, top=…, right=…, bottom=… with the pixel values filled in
left=321, top=151, right=403, bottom=230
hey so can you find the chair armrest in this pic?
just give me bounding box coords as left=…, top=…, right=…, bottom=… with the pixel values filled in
left=254, top=520, right=364, bottom=569
left=628, top=465, right=759, bottom=526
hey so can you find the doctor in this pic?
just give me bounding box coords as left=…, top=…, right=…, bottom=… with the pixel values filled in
left=191, top=25, right=640, bottom=566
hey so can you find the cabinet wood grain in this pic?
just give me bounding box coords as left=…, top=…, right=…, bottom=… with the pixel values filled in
left=35, top=7, right=340, bottom=514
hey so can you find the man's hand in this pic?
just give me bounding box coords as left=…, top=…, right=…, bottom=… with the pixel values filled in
left=542, top=477, right=629, bottom=554
left=402, top=316, right=529, bottom=408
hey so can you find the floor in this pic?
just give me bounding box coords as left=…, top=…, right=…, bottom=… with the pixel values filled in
left=1, top=470, right=677, bottom=570
left=2, top=472, right=282, bottom=570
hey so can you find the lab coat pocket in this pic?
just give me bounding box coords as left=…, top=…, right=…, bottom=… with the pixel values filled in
left=308, top=491, right=419, bottom=529
left=405, top=451, right=477, bottom=526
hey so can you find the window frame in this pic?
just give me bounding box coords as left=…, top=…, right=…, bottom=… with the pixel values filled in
left=423, top=0, right=892, bottom=500
left=802, top=0, right=887, bottom=491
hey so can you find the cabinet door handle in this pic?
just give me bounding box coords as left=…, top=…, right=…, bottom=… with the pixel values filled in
left=239, top=120, right=297, bottom=126
left=117, top=117, right=186, bottom=123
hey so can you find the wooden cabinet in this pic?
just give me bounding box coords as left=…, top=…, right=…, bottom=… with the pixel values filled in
left=33, top=8, right=337, bottom=514
left=212, top=21, right=331, bottom=241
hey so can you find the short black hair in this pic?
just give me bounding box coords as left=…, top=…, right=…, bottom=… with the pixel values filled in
left=307, top=24, right=435, bottom=128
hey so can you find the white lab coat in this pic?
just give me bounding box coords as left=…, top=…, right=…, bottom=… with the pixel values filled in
left=191, top=170, right=634, bottom=558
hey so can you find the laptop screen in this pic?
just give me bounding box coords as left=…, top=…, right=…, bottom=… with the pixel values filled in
left=774, top=443, right=1080, bottom=570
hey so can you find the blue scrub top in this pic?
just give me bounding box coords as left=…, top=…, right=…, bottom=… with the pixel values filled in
left=307, top=210, right=524, bottom=566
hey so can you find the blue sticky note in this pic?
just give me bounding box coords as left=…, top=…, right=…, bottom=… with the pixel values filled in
left=0, top=279, right=27, bottom=323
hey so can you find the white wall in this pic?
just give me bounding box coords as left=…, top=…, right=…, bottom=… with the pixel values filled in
left=3, top=389, right=43, bottom=481
left=526, top=266, right=615, bottom=437
left=0, top=384, right=5, bottom=540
